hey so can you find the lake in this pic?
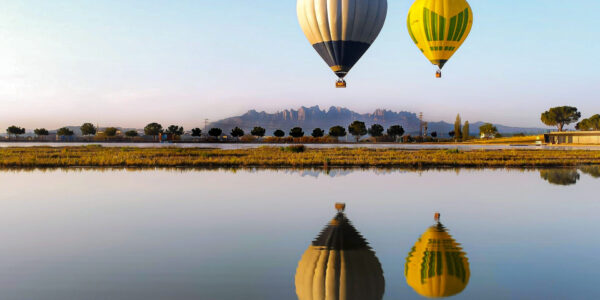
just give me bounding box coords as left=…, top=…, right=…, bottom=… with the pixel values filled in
left=0, top=167, right=598, bottom=299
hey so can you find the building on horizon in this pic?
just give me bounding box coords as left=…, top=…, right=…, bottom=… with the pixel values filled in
left=545, top=131, right=600, bottom=145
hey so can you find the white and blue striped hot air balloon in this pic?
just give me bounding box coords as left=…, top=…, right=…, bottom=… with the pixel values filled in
left=297, top=0, right=388, bottom=88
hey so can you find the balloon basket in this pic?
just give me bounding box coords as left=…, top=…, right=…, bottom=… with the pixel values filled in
left=436, top=70, right=442, bottom=78
left=336, top=79, right=347, bottom=88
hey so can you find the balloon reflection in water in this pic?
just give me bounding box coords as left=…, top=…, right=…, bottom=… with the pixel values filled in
left=405, top=213, right=470, bottom=298
left=295, top=203, right=385, bottom=300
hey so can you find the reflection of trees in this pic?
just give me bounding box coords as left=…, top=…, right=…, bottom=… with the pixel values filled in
left=540, top=169, right=580, bottom=186
left=579, top=166, right=600, bottom=178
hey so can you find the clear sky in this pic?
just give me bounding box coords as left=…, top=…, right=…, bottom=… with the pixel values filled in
left=1, top=0, right=599, bottom=130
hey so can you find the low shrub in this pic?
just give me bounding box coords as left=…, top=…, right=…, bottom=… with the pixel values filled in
left=283, top=145, right=306, bottom=153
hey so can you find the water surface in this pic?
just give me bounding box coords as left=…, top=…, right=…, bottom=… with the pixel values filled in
left=0, top=168, right=598, bottom=299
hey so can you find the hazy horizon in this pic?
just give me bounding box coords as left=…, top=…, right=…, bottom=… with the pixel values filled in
left=1, top=105, right=553, bottom=133
left=1, top=0, right=599, bottom=130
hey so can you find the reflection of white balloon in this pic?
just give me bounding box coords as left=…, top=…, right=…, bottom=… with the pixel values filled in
left=295, top=205, right=384, bottom=300
left=297, top=0, right=388, bottom=87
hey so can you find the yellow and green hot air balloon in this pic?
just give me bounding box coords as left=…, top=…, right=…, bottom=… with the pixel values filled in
left=407, top=0, right=473, bottom=78
left=295, top=203, right=385, bottom=300
left=297, top=0, right=388, bottom=88
left=405, top=213, right=470, bottom=298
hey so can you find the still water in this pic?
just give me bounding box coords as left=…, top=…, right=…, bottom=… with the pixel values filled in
left=0, top=168, right=598, bottom=300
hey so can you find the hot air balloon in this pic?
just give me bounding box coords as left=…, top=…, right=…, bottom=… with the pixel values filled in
left=297, top=0, right=388, bottom=88
left=407, top=0, right=473, bottom=78
left=405, top=213, right=470, bottom=298
left=295, top=203, right=385, bottom=300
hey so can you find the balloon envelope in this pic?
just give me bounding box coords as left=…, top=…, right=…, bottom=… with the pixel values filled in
left=407, top=0, right=473, bottom=71
left=297, top=0, right=388, bottom=80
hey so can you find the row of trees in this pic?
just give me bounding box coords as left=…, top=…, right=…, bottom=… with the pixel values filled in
left=540, top=106, right=600, bottom=131
left=202, top=121, right=407, bottom=142
left=541, top=106, right=600, bottom=131
left=450, top=114, right=471, bottom=141
left=5, top=123, right=192, bottom=140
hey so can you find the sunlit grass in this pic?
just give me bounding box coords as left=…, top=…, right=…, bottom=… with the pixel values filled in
left=467, top=135, right=544, bottom=144
left=0, top=146, right=599, bottom=168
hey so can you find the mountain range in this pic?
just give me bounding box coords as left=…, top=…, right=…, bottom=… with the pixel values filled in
left=208, top=106, right=546, bottom=137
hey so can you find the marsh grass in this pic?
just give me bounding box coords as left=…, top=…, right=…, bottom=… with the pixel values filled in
left=468, top=135, right=543, bottom=144
left=0, top=146, right=599, bottom=168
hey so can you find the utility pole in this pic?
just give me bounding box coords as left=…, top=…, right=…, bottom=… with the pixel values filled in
left=204, top=119, right=209, bottom=136
left=419, top=112, right=423, bottom=137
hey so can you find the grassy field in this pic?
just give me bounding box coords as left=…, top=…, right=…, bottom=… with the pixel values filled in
left=1, top=145, right=600, bottom=168
left=466, top=135, right=544, bottom=144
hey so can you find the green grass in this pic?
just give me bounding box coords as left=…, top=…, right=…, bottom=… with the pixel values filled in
left=1, top=146, right=600, bottom=168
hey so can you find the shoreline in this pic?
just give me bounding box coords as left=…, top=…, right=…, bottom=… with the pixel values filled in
left=1, top=146, right=600, bottom=168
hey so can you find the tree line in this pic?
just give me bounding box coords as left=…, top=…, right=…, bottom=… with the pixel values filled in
left=12, top=106, right=594, bottom=142
left=4, top=121, right=410, bottom=142
left=4, top=119, right=496, bottom=142
left=206, top=121, right=407, bottom=142
left=541, top=106, right=600, bottom=131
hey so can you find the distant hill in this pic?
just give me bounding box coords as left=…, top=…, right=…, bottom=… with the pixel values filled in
left=208, top=106, right=546, bottom=137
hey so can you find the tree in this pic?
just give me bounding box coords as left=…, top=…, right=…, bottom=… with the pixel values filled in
left=431, top=131, right=438, bottom=138
left=541, top=106, right=581, bottom=132
left=80, top=123, right=97, bottom=136
left=273, top=129, right=285, bottom=138
left=125, top=130, right=138, bottom=137
left=251, top=126, right=266, bottom=137
left=208, top=128, right=222, bottom=138
left=7, top=125, right=25, bottom=139
left=34, top=128, right=49, bottom=136
left=329, top=126, right=347, bottom=140
left=311, top=128, right=325, bottom=138
left=166, top=125, right=184, bottom=136
left=448, top=131, right=455, bottom=138
left=462, top=121, right=470, bottom=141
left=387, top=125, right=405, bottom=141
left=144, top=123, right=163, bottom=140
left=540, top=169, right=580, bottom=186
left=348, top=121, right=367, bottom=142
left=479, top=123, right=498, bottom=136
left=230, top=127, right=244, bottom=139
left=57, top=127, right=74, bottom=136
left=104, top=127, right=118, bottom=137
left=289, top=127, right=304, bottom=138
left=368, top=124, right=384, bottom=138
left=454, top=114, right=462, bottom=140
left=580, top=166, right=600, bottom=178
left=576, top=114, right=600, bottom=131
left=191, top=128, right=202, bottom=137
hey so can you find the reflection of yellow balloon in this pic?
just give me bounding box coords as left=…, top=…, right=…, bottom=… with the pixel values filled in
left=407, top=0, right=473, bottom=77
left=405, top=219, right=470, bottom=298
left=295, top=206, right=384, bottom=300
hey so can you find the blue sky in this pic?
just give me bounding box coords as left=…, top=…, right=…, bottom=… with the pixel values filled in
left=0, top=0, right=599, bottom=130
